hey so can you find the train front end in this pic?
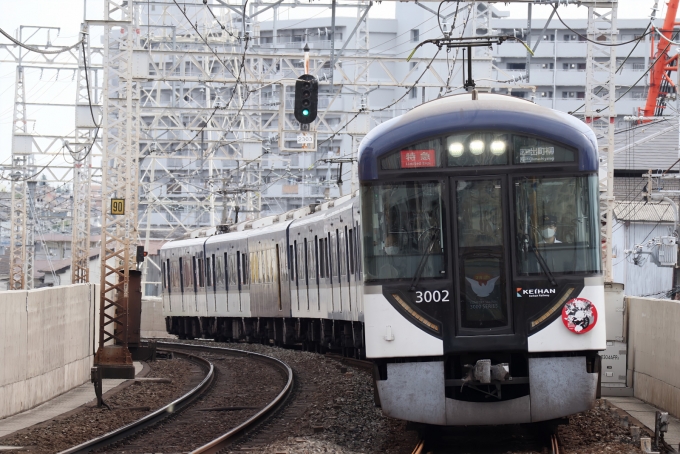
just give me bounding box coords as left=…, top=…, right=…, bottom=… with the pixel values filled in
left=359, top=93, right=605, bottom=426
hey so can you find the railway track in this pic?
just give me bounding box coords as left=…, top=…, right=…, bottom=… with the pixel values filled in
left=412, top=424, right=562, bottom=454
left=59, top=342, right=293, bottom=454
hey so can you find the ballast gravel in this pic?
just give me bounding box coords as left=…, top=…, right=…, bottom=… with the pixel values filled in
left=0, top=356, right=197, bottom=454
left=0, top=336, right=649, bottom=454
left=176, top=340, right=645, bottom=454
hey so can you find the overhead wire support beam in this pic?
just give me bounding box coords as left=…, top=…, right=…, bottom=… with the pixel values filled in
left=334, top=2, right=372, bottom=62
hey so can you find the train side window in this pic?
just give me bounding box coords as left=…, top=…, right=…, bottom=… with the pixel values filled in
left=268, top=249, right=273, bottom=283
left=179, top=257, right=185, bottom=291
left=228, top=252, right=237, bottom=290
left=215, top=253, right=224, bottom=289
left=328, top=234, right=335, bottom=283
left=289, top=245, right=295, bottom=282
left=211, top=254, right=216, bottom=290
left=227, top=252, right=233, bottom=291
left=348, top=228, right=355, bottom=275
left=264, top=250, right=269, bottom=283
left=299, top=242, right=305, bottom=286
left=168, top=259, right=173, bottom=293
left=336, top=229, right=343, bottom=278
left=191, top=257, right=197, bottom=291
left=304, top=239, right=309, bottom=286
left=293, top=240, right=299, bottom=286
left=242, top=252, right=249, bottom=286
left=161, top=262, right=167, bottom=289
left=251, top=251, right=258, bottom=284
left=344, top=226, right=351, bottom=279
left=314, top=236, right=320, bottom=280
left=201, top=257, right=206, bottom=288
left=355, top=222, right=362, bottom=275
left=325, top=238, right=330, bottom=281
left=206, top=256, right=212, bottom=288
left=236, top=251, right=242, bottom=290
left=318, top=237, right=324, bottom=278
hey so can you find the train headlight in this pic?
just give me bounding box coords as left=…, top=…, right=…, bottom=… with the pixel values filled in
left=490, top=140, right=506, bottom=156
left=469, top=140, right=485, bottom=155
left=448, top=142, right=464, bottom=157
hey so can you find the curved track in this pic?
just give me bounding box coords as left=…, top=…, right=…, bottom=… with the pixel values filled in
left=59, top=342, right=293, bottom=454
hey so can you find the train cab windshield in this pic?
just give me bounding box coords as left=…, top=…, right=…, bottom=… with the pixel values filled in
left=362, top=131, right=601, bottom=285
left=515, top=174, right=601, bottom=275
left=361, top=182, right=446, bottom=280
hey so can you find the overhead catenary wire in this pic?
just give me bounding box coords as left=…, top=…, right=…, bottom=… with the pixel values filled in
left=68, top=38, right=101, bottom=163
left=552, top=7, right=653, bottom=47
left=0, top=26, right=84, bottom=55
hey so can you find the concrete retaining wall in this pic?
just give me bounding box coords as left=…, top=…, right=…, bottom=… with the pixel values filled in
left=627, top=297, right=680, bottom=417
left=0, top=284, right=99, bottom=419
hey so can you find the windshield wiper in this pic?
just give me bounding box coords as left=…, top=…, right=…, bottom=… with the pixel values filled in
left=529, top=239, right=557, bottom=286
left=409, top=229, right=438, bottom=291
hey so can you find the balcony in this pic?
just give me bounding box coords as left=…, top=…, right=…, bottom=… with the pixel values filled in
left=495, top=40, right=647, bottom=59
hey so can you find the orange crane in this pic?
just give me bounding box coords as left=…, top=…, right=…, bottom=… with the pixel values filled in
left=641, top=0, right=680, bottom=119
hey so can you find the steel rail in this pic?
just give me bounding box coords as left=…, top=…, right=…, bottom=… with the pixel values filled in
left=59, top=341, right=293, bottom=454
left=153, top=342, right=295, bottom=454
left=58, top=349, right=215, bottom=454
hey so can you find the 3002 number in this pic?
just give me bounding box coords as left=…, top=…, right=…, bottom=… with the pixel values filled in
left=415, top=290, right=449, bottom=303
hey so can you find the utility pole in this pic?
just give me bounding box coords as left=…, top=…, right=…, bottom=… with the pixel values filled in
left=584, top=1, right=618, bottom=282
left=71, top=23, right=97, bottom=284
left=94, top=0, right=140, bottom=378
left=9, top=63, right=30, bottom=290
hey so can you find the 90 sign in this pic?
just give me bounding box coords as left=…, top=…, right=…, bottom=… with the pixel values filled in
left=111, top=198, right=125, bottom=215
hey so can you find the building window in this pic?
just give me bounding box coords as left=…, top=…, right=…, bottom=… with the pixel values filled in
left=410, top=87, right=418, bottom=99
left=542, top=34, right=555, bottom=41
left=541, top=63, right=554, bottom=69
left=411, top=29, right=419, bottom=42
left=511, top=91, right=527, bottom=99
left=507, top=63, right=526, bottom=70
left=563, top=63, right=577, bottom=70
left=633, top=63, right=645, bottom=70
left=540, top=91, right=553, bottom=98
left=563, top=91, right=576, bottom=98
left=577, top=63, right=587, bottom=70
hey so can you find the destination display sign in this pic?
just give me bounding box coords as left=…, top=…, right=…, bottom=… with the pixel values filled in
left=400, top=149, right=437, bottom=168
left=518, top=146, right=555, bottom=163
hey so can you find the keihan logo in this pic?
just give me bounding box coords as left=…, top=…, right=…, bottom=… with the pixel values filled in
left=516, top=288, right=522, bottom=297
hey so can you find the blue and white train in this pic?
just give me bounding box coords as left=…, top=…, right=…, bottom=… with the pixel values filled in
left=161, top=92, right=606, bottom=426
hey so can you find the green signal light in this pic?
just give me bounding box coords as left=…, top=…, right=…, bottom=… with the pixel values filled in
left=302, top=109, right=310, bottom=116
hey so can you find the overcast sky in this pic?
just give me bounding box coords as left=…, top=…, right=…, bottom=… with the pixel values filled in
left=0, top=0, right=662, bottom=176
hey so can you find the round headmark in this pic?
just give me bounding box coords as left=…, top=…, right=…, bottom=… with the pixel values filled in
left=562, top=298, right=597, bottom=334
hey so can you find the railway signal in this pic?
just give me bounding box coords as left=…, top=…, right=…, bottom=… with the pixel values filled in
left=295, top=44, right=318, bottom=125
left=294, top=74, right=318, bottom=125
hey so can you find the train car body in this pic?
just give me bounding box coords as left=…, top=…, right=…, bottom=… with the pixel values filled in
left=161, top=92, right=604, bottom=426
left=360, top=93, right=604, bottom=425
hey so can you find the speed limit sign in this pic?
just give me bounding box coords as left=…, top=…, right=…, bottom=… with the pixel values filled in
left=111, top=198, right=125, bottom=215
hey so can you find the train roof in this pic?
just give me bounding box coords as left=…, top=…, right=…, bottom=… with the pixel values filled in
left=160, top=236, right=206, bottom=252
left=358, top=92, right=599, bottom=181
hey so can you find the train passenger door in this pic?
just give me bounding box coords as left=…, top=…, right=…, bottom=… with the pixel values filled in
left=347, top=225, right=357, bottom=316
left=338, top=228, right=350, bottom=315
left=451, top=178, right=513, bottom=335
